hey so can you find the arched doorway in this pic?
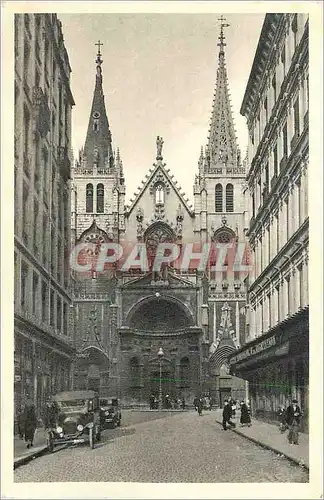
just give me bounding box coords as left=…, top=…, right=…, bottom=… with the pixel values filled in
left=127, top=296, right=194, bottom=331
left=75, top=346, right=109, bottom=394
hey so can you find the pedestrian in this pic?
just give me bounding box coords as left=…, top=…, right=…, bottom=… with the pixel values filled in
left=193, top=396, right=199, bottom=411
left=285, top=399, right=302, bottom=445
left=22, top=400, right=37, bottom=448
left=240, top=400, right=251, bottom=427
left=222, top=400, right=235, bottom=430
left=205, top=395, right=210, bottom=411
left=197, top=397, right=203, bottom=416
left=149, top=394, right=155, bottom=410
left=181, top=396, right=185, bottom=410
left=231, top=399, right=236, bottom=418
left=17, top=408, right=24, bottom=439
left=277, top=405, right=287, bottom=433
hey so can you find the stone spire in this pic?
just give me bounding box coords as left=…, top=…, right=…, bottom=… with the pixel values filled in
left=83, top=41, right=114, bottom=171
left=205, top=16, right=241, bottom=170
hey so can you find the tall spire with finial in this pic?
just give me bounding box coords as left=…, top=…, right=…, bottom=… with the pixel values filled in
left=205, top=16, right=241, bottom=170
left=83, top=40, right=114, bottom=171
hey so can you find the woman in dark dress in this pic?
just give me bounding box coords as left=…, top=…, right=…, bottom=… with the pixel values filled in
left=23, top=401, right=37, bottom=448
left=240, top=400, right=251, bottom=427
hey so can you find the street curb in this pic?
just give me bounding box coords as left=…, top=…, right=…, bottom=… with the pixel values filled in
left=214, top=419, right=309, bottom=471
left=14, top=445, right=48, bottom=470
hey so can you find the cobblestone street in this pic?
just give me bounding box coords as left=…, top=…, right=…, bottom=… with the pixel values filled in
left=14, top=411, right=309, bottom=483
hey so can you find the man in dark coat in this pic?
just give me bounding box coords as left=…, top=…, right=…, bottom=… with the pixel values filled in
left=23, top=401, right=37, bottom=448
left=222, top=400, right=235, bottom=430
left=285, top=399, right=302, bottom=445
left=240, top=400, right=252, bottom=426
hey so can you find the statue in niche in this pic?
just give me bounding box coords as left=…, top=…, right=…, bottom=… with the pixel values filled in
left=156, top=136, right=164, bottom=160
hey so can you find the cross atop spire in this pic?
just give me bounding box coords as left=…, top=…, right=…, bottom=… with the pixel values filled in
left=95, top=40, right=103, bottom=55
left=95, top=40, right=103, bottom=75
left=217, top=15, right=230, bottom=55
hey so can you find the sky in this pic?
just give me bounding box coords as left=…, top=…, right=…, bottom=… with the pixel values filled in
left=59, top=13, right=264, bottom=203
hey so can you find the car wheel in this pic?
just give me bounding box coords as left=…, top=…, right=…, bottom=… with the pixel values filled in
left=89, top=427, right=94, bottom=449
left=47, top=432, right=54, bottom=453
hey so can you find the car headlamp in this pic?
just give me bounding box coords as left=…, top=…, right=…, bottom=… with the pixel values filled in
left=77, top=424, right=84, bottom=431
left=56, top=426, right=63, bottom=433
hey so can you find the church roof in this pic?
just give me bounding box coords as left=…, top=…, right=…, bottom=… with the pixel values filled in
left=83, top=42, right=114, bottom=171
left=126, top=139, right=193, bottom=217
left=204, top=17, right=241, bottom=171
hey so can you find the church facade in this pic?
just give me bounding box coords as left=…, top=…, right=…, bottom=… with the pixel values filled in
left=71, top=24, right=248, bottom=406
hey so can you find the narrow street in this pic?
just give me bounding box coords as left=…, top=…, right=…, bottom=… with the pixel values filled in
left=14, top=411, right=309, bottom=483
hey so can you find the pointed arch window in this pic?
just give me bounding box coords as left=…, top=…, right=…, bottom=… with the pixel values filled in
left=215, top=183, right=223, bottom=212
left=226, top=184, right=234, bottom=212
left=86, top=183, right=93, bottom=213
left=96, top=183, right=104, bottom=213
left=155, top=184, right=164, bottom=205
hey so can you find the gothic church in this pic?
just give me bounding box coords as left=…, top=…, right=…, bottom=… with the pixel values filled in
left=71, top=23, right=248, bottom=406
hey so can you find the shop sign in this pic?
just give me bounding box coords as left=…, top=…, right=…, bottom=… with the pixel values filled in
left=229, top=335, right=276, bottom=364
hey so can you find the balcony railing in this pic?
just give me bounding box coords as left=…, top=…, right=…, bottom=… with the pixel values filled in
left=32, top=86, right=50, bottom=138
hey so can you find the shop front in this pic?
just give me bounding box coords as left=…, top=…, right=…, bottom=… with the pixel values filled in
left=229, top=307, right=309, bottom=432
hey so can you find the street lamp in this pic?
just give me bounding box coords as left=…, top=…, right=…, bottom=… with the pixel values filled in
left=157, top=347, right=164, bottom=410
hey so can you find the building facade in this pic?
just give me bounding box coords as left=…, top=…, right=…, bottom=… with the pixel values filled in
left=14, top=14, right=75, bottom=421
left=229, top=13, right=309, bottom=430
left=71, top=22, right=248, bottom=406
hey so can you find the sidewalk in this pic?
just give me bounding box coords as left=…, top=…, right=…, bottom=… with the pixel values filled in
left=14, top=427, right=48, bottom=469
left=213, top=409, right=309, bottom=470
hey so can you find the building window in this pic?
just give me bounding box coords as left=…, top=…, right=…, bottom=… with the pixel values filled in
left=24, top=38, right=30, bottom=75
left=21, top=262, right=28, bottom=310
left=292, top=14, right=298, bottom=51
left=273, top=144, right=278, bottom=178
left=225, top=184, right=234, bottom=212
left=283, top=123, right=288, bottom=158
left=23, top=105, right=30, bottom=173
left=32, top=272, right=39, bottom=316
left=281, top=44, right=286, bottom=76
left=63, top=303, right=68, bottom=335
left=33, top=199, right=39, bottom=253
left=258, top=178, right=261, bottom=208
left=57, top=296, right=62, bottom=331
left=264, top=97, right=268, bottom=123
left=215, top=183, right=223, bottom=212
left=272, top=73, right=277, bottom=104
left=155, top=184, right=164, bottom=205
left=22, top=182, right=29, bottom=244
left=251, top=129, right=254, bottom=146
left=293, top=97, right=300, bottom=137
left=41, top=280, right=48, bottom=323
left=252, top=192, right=255, bottom=218
left=96, top=183, right=104, bottom=213
left=264, top=163, right=269, bottom=195
left=50, top=290, right=55, bottom=326
left=86, top=183, right=93, bottom=213
left=42, top=147, right=49, bottom=204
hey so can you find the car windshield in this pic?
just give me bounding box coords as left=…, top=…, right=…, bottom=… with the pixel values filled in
left=58, top=399, right=86, bottom=408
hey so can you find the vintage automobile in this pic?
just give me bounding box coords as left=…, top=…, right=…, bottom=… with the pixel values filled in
left=99, top=397, right=121, bottom=429
left=46, top=390, right=101, bottom=451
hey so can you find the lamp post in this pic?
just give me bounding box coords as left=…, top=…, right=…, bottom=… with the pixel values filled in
left=157, top=347, right=164, bottom=410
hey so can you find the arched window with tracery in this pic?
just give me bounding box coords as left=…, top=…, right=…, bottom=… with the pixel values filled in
left=96, top=183, right=104, bottom=213
left=215, top=184, right=223, bottom=212
left=155, top=184, right=164, bottom=205
left=145, top=223, right=175, bottom=271
left=226, top=183, right=234, bottom=212
left=86, top=183, right=93, bottom=213
left=212, top=227, right=236, bottom=281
